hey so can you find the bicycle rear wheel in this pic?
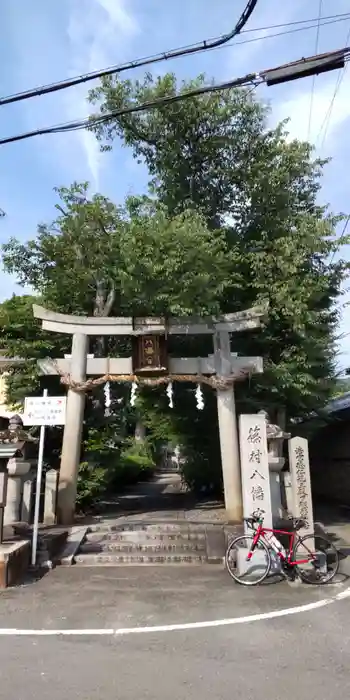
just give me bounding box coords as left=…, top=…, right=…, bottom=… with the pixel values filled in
left=225, top=535, right=271, bottom=586
left=293, top=534, right=339, bottom=584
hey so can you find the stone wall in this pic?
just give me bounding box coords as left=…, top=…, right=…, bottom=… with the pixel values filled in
left=0, top=541, right=31, bottom=588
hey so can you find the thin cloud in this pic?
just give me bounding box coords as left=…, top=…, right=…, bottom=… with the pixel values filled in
left=97, top=0, right=139, bottom=36
left=66, top=0, right=139, bottom=189
left=271, top=68, right=350, bottom=150
left=224, top=0, right=296, bottom=77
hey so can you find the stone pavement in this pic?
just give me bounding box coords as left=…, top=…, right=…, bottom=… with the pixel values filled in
left=0, top=566, right=350, bottom=700
left=78, top=469, right=227, bottom=526
left=0, top=564, right=339, bottom=631
left=1, top=476, right=350, bottom=699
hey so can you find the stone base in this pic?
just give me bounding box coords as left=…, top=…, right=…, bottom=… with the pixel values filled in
left=237, top=547, right=282, bottom=578
left=11, top=523, right=69, bottom=568
left=0, top=540, right=30, bottom=588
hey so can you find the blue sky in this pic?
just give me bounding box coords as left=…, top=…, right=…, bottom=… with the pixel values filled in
left=1, top=0, right=350, bottom=367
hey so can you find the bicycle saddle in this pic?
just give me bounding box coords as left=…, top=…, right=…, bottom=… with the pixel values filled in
left=292, top=518, right=307, bottom=530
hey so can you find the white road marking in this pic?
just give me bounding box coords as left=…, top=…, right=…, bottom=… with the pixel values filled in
left=0, top=586, right=348, bottom=637
left=336, top=586, right=350, bottom=599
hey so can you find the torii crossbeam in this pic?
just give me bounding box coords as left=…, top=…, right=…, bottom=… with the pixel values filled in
left=33, top=305, right=266, bottom=525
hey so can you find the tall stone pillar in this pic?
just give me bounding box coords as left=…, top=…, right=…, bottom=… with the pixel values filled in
left=214, top=330, right=242, bottom=522
left=57, top=333, right=88, bottom=525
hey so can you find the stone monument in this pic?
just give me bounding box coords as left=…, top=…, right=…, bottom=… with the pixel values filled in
left=288, top=436, right=314, bottom=539
left=239, top=413, right=273, bottom=530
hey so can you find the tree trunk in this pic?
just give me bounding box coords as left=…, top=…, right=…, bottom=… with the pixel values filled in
left=135, top=420, right=146, bottom=442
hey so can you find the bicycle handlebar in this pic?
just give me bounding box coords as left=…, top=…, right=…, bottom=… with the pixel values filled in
left=244, top=509, right=265, bottom=529
left=252, top=508, right=265, bottom=519
left=244, top=512, right=308, bottom=532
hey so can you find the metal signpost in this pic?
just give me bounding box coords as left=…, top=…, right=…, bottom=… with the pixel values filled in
left=22, top=391, right=66, bottom=566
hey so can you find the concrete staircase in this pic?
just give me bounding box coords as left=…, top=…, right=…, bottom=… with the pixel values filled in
left=73, top=522, right=223, bottom=566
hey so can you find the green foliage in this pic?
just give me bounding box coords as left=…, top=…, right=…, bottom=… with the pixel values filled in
left=76, top=437, right=155, bottom=510
left=1, top=182, right=233, bottom=503
left=0, top=294, right=67, bottom=406
left=119, top=438, right=155, bottom=484
left=88, top=73, right=266, bottom=227
left=117, top=199, right=232, bottom=316
left=2, top=185, right=231, bottom=320
left=76, top=462, right=109, bottom=510
left=179, top=451, right=222, bottom=496
left=89, top=71, right=349, bottom=423
left=2, top=183, right=122, bottom=318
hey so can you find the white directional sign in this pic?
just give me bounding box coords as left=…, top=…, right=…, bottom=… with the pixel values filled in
left=22, top=395, right=67, bottom=426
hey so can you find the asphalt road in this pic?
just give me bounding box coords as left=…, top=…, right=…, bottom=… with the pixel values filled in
left=0, top=566, right=349, bottom=699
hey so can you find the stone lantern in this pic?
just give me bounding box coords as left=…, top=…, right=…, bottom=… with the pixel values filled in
left=0, top=415, right=36, bottom=529
left=258, top=410, right=291, bottom=521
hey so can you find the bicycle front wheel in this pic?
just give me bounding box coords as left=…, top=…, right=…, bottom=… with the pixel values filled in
left=293, top=534, right=339, bottom=584
left=225, top=535, right=271, bottom=586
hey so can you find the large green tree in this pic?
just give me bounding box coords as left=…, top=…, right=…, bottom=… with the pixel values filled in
left=1, top=183, right=234, bottom=499
left=3, top=183, right=231, bottom=319
left=88, top=72, right=348, bottom=421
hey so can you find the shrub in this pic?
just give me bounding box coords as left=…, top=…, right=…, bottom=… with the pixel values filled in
left=179, top=448, right=223, bottom=498
left=76, top=461, right=109, bottom=511
left=118, top=438, right=155, bottom=484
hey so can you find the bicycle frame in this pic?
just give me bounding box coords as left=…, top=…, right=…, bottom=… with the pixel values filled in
left=247, top=523, right=315, bottom=566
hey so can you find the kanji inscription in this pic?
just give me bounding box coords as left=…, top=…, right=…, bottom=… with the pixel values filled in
left=239, top=414, right=272, bottom=530
left=288, top=436, right=314, bottom=539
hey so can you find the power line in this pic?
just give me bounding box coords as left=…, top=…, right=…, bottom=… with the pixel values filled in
left=0, top=10, right=349, bottom=108
left=0, top=0, right=258, bottom=108
left=317, top=22, right=350, bottom=149
left=1, top=47, right=348, bottom=147
left=215, top=16, right=350, bottom=53
left=330, top=215, right=350, bottom=265
left=240, top=12, right=350, bottom=34
left=0, top=74, right=259, bottom=145
left=307, top=0, right=323, bottom=140
left=317, top=65, right=348, bottom=149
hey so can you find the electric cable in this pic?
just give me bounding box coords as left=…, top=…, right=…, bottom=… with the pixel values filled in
left=1, top=47, right=349, bottom=147
left=317, top=23, right=350, bottom=149
left=307, top=0, right=323, bottom=140
left=0, top=73, right=259, bottom=145
left=0, top=0, right=259, bottom=107
left=1, top=9, right=349, bottom=108
left=329, top=215, right=350, bottom=265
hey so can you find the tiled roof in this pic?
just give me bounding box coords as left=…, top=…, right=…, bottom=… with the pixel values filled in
left=325, top=392, right=350, bottom=414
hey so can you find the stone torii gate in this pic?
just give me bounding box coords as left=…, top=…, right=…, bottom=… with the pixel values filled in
left=33, top=305, right=265, bottom=525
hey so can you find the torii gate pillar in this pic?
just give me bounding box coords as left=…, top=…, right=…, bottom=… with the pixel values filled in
left=214, top=330, right=242, bottom=522
left=58, top=333, right=88, bottom=524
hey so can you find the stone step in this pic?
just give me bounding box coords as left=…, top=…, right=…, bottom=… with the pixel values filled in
left=85, top=530, right=206, bottom=543
left=74, top=551, right=207, bottom=565
left=80, top=540, right=206, bottom=554
left=87, top=522, right=210, bottom=534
